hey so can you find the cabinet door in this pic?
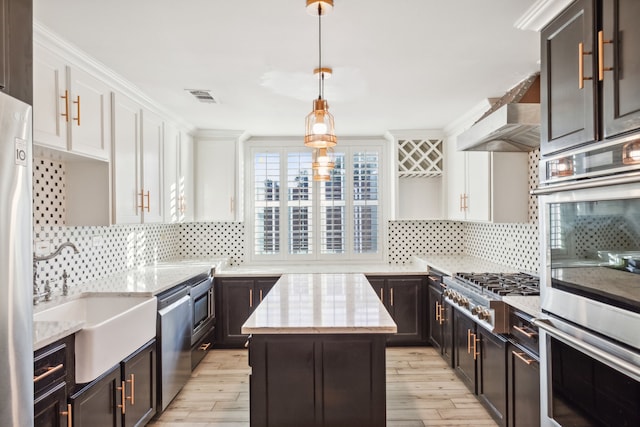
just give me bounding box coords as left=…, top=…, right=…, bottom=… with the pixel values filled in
left=454, top=309, right=477, bottom=393
left=541, top=0, right=597, bottom=155
left=121, top=340, right=156, bottom=427
left=163, top=122, right=179, bottom=223
left=478, top=329, right=507, bottom=426
left=254, top=277, right=278, bottom=305
left=33, top=45, right=68, bottom=150
left=428, top=285, right=443, bottom=352
left=0, top=0, right=31, bottom=104
left=445, top=137, right=466, bottom=221
left=34, top=381, right=68, bottom=427
left=141, top=109, right=164, bottom=223
left=112, top=92, right=141, bottom=224
left=68, top=66, right=111, bottom=160
left=442, top=301, right=454, bottom=368
left=70, top=365, right=123, bottom=427
left=465, top=152, right=490, bottom=222
left=178, top=131, right=194, bottom=222
left=508, top=344, right=540, bottom=427
left=386, top=277, right=426, bottom=345
left=602, top=0, right=640, bottom=138
left=367, top=277, right=386, bottom=305
left=195, top=138, right=237, bottom=221
left=218, top=279, right=254, bottom=347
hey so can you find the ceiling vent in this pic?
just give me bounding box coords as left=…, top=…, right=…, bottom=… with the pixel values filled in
left=186, top=89, right=217, bottom=104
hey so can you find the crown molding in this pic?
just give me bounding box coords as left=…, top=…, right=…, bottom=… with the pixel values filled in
left=514, top=0, right=574, bottom=32
left=385, top=129, right=445, bottom=141
left=193, top=129, right=247, bottom=140
left=443, top=99, right=492, bottom=138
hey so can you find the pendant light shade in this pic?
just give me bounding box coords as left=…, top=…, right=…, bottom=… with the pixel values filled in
left=306, top=0, right=334, bottom=15
left=304, top=99, right=337, bottom=148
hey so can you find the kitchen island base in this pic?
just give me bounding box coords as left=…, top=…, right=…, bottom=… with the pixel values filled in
left=248, top=333, right=388, bottom=427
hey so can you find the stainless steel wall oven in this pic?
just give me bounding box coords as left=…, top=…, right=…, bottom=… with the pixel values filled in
left=535, top=135, right=640, bottom=426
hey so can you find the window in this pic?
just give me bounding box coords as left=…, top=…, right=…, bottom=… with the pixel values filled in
left=248, top=139, right=385, bottom=262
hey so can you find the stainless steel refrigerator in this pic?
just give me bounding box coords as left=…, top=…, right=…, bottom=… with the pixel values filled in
left=0, top=90, right=34, bottom=426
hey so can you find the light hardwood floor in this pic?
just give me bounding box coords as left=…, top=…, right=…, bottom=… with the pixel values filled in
left=148, top=347, right=498, bottom=427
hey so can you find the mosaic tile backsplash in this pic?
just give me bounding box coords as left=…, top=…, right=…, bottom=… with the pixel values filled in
left=33, top=152, right=542, bottom=297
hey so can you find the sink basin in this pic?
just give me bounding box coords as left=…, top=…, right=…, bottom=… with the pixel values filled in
left=34, top=295, right=157, bottom=383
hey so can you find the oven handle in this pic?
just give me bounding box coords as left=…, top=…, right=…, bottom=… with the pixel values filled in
left=533, top=171, right=640, bottom=195
left=533, top=318, right=640, bottom=381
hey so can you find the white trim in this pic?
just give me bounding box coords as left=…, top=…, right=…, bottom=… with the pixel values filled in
left=513, top=0, right=574, bottom=32
left=443, top=98, right=492, bottom=138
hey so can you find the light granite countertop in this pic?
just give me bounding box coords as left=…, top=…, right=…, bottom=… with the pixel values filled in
left=242, top=273, right=397, bottom=334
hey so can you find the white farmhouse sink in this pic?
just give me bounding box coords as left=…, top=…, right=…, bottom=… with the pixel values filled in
left=34, top=295, right=157, bottom=383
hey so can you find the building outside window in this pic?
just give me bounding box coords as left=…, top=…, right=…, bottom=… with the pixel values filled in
left=248, top=139, right=386, bottom=263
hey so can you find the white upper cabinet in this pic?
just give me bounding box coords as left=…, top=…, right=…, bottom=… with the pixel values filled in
left=163, top=122, right=179, bottom=223
left=445, top=137, right=528, bottom=223
left=141, top=109, right=164, bottom=223
left=33, top=44, right=111, bottom=161
left=178, top=131, right=194, bottom=223
left=194, top=132, right=242, bottom=222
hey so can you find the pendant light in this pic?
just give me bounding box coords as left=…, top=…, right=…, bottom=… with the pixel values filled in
left=304, top=0, right=337, bottom=149
left=312, top=147, right=335, bottom=181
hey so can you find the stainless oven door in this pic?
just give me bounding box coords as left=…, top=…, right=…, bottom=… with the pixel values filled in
left=190, top=276, right=214, bottom=345
left=538, top=180, right=640, bottom=350
left=534, top=316, right=640, bottom=427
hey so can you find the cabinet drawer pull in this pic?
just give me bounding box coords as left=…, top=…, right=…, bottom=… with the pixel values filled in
left=512, top=351, right=535, bottom=365
left=390, top=288, right=394, bottom=306
left=60, top=403, right=72, bottom=427
left=598, top=30, right=614, bottom=81
left=467, top=329, right=472, bottom=354
left=33, top=363, right=64, bottom=383
left=73, top=95, right=81, bottom=126
left=60, top=90, right=69, bottom=122
left=249, top=288, right=253, bottom=308
left=259, top=289, right=263, bottom=302
left=126, top=374, right=135, bottom=405
left=438, top=304, right=445, bottom=325
left=379, top=288, right=383, bottom=303
left=117, top=381, right=126, bottom=414
left=513, top=325, right=538, bottom=338
left=144, top=191, right=150, bottom=212
left=434, top=302, right=441, bottom=322
left=578, top=42, right=593, bottom=89
left=199, top=342, right=212, bottom=351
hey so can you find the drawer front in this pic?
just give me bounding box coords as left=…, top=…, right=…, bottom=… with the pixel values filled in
left=509, top=309, right=539, bottom=356
left=34, top=339, right=71, bottom=396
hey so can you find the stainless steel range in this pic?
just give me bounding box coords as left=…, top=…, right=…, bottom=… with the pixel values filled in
left=443, top=272, right=540, bottom=333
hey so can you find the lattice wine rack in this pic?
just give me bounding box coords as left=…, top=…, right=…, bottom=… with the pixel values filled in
left=397, top=138, right=443, bottom=178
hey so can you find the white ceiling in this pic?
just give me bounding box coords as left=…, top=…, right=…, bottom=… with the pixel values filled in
left=34, top=0, right=540, bottom=136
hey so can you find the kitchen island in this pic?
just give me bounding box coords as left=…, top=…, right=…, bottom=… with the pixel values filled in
left=242, top=273, right=397, bottom=427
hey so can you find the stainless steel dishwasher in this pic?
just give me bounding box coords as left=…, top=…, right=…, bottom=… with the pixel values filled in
left=156, top=284, right=192, bottom=412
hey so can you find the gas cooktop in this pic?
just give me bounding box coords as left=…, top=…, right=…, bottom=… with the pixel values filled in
left=455, top=272, right=540, bottom=297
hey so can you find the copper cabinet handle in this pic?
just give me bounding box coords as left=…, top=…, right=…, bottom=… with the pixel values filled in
left=60, top=90, right=69, bottom=122
left=138, top=190, right=145, bottom=211
left=467, top=329, right=472, bottom=354
left=199, top=342, right=211, bottom=351
left=249, top=289, right=253, bottom=308
left=435, top=302, right=441, bottom=322
left=470, top=331, right=479, bottom=360
left=144, top=191, right=150, bottom=212
left=459, top=194, right=464, bottom=211
left=117, top=381, right=126, bottom=414
left=598, top=30, right=614, bottom=81
left=578, top=42, right=593, bottom=89
left=379, top=288, right=383, bottom=303
left=513, top=325, right=538, bottom=338
left=513, top=351, right=535, bottom=365
left=259, top=289, right=263, bottom=302
left=72, top=95, right=80, bottom=125
left=126, top=373, right=135, bottom=405
left=33, top=363, right=64, bottom=383
left=138, top=191, right=151, bottom=212
left=438, top=304, right=445, bottom=325
left=390, top=288, right=394, bottom=306
left=60, top=403, right=72, bottom=427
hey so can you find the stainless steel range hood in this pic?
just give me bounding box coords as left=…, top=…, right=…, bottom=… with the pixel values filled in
left=457, top=73, right=540, bottom=152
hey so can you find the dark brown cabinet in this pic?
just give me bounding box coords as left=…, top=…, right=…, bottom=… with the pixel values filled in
left=33, top=335, right=74, bottom=427
left=367, top=275, right=427, bottom=346
left=478, top=328, right=508, bottom=427
left=70, top=339, right=156, bottom=427
left=507, top=343, right=540, bottom=427
left=215, top=276, right=279, bottom=348
left=541, top=0, right=640, bottom=156
left=427, top=278, right=454, bottom=367
left=453, top=309, right=477, bottom=392
left=0, top=0, right=32, bottom=104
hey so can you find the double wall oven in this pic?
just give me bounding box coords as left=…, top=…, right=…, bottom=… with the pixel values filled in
left=535, top=135, right=640, bottom=426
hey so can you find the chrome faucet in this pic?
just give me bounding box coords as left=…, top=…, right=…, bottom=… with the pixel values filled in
left=33, top=242, right=80, bottom=302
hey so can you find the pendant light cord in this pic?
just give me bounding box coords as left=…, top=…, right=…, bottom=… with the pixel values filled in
left=318, top=3, right=323, bottom=100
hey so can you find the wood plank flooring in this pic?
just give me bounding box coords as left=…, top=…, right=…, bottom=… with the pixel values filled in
left=148, top=347, right=498, bottom=427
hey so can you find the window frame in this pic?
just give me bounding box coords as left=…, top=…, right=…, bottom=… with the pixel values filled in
left=245, top=137, right=388, bottom=264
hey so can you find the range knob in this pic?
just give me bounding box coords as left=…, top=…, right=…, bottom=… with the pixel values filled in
left=471, top=306, right=483, bottom=316
left=458, top=297, right=469, bottom=308
left=478, top=309, right=491, bottom=321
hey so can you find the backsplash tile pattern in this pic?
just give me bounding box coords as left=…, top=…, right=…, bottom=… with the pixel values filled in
left=464, top=223, right=539, bottom=273
left=528, top=149, right=540, bottom=224
left=387, top=221, right=464, bottom=264
left=179, top=222, right=246, bottom=266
